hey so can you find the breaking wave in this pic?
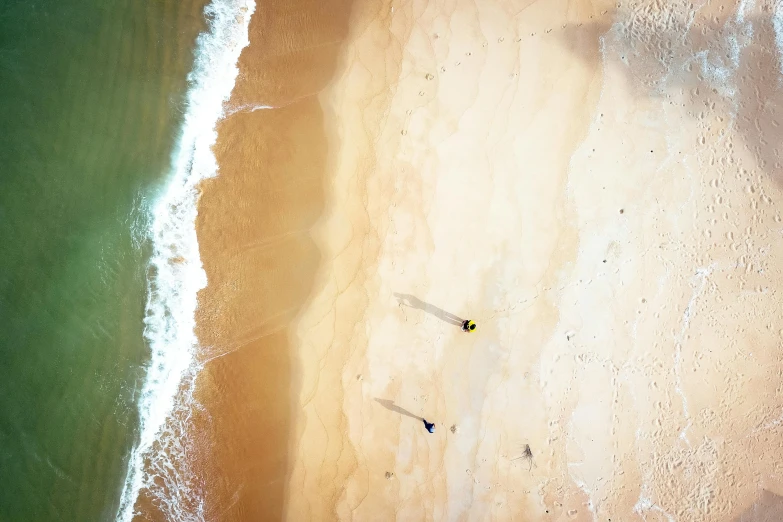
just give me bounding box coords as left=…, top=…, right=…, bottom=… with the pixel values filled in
left=116, top=1, right=255, bottom=520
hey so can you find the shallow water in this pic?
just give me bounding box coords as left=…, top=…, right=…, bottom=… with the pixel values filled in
left=0, top=0, right=205, bottom=519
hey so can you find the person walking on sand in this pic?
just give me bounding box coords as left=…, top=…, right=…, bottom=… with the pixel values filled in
left=423, top=419, right=435, bottom=433
left=461, top=319, right=476, bottom=332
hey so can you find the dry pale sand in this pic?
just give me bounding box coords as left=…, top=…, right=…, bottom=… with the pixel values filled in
left=193, top=0, right=783, bottom=520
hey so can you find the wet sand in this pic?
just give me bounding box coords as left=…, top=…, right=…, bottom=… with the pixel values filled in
left=193, top=0, right=783, bottom=520
left=190, top=1, right=352, bottom=521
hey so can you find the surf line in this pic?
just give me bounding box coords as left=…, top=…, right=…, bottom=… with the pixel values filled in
left=116, top=1, right=255, bottom=521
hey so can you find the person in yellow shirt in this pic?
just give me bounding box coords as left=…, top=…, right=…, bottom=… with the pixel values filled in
left=461, top=319, right=476, bottom=332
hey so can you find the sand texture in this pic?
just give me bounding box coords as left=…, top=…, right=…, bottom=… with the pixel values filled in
left=194, top=0, right=783, bottom=520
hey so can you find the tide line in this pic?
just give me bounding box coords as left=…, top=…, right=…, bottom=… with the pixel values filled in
left=116, top=1, right=255, bottom=521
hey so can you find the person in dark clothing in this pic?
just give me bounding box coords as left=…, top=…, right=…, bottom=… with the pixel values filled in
left=423, top=419, right=435, bottom=433
left=461, top=319, right=476, bottom=332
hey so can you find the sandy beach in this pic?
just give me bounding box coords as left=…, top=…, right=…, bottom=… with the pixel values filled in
left=189, top=0, right=783, bottom=520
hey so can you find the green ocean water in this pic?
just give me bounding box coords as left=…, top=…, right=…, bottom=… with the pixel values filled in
left=0, top=1, right=205, bottom=519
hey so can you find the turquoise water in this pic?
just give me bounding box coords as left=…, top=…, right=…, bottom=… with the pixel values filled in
left=0, top=0, right=205, bottom=519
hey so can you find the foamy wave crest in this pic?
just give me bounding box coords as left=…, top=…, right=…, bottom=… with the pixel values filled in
left=116, top=1, right=255, bottom=521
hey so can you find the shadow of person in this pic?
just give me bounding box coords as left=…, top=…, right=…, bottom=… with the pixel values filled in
left=374, top=398, right=423, bottom=421
left=733, top=489, right=783, bottom=522
left=393, top=293, right=464, bottom=326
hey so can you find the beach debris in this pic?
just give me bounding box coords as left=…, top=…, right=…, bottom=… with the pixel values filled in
left=450, top=424, right=457, bottom=433
left=565, top=330, right=575, bottom=341
left=512, top=444, right=534, bottom=471
left=425, top=73, right=434, bottom=80
left=385, top=471, right=394, bottom=479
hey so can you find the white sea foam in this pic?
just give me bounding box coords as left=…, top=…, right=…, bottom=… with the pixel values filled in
left=116, top=1, right=255, bottom=520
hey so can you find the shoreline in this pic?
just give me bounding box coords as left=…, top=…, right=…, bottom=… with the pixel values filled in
left=119, top=0, right=255, bottom=520
left=180, top=0, right=783, bottom=519
left=190, top=0, right=355, bottom=519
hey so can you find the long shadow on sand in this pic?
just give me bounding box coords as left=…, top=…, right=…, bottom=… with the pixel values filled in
left=375, top=398, right=424, bottom=421
left=394, top=293, right=464, bottom=327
